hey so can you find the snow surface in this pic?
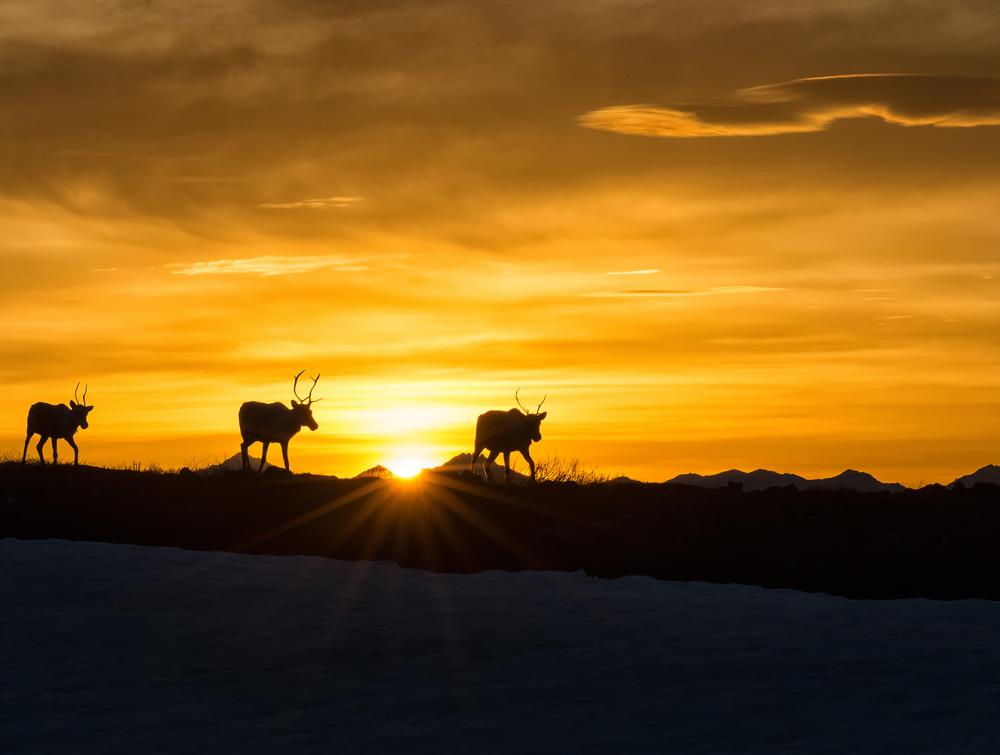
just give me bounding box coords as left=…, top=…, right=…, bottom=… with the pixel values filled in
left=4, top=539, right=1000, bottom=754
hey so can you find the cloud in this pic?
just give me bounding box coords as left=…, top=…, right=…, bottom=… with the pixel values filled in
left=585, top=285, right=786, bottom=298
left=607, top=268, right=660, bottom=276
left=257, top=196, right=362, bottom=209
left=580, top=74, right=1000, bottom=138
left=168, top=255, right=368, bottom=277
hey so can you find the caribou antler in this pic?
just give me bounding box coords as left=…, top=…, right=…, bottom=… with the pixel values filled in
left=292, top=370, right=307, bottom=402
left=293, top=370, right=323, bottom=404
left=306, top=373, right=322, bottom=403
left=74, top=382, right=81, bottom=404
left=515, top=388, right=545, bottom=414
left=515, top=387, right=529, bottom=414
left=82, top=384, right=88, bottom=405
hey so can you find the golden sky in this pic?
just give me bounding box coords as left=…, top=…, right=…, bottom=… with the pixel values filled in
left=2, top=1, right=1000, bottom=484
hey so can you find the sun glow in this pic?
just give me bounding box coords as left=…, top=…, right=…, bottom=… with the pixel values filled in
left=386, top=457, right=436, bottom=479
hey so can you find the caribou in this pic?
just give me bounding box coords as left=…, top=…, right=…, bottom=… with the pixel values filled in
left=470, top=389, right=547, bottom=483
left=22, top=383, right=94, bottom=466
left=239, top=371, right=322, bottom=473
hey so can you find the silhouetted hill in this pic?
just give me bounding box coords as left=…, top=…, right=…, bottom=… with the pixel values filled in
left=4, top=461, right=1000, bottom=600
left=199, top=453, right=274, bottom=475
left=355, top=465, right=394, bottom=479
left=809, top=469, right=906, bottom=493
left=436, top=453, right=532, bottom=484
left=949, top=465, right=1000, bottom=488
left=608, top=475, right=642, bottom=485
left=668, top=469, right=804, bottom=491
left=666, top=468, right=905, bottom=493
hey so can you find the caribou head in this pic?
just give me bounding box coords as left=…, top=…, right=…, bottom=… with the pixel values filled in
left=69, top=382, right=93, bottom=430
left=515, top=388, right=547, bottom=442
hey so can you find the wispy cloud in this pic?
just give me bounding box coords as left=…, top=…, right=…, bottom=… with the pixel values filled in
left=580, top=74, right=1000, bottom=139
left=168, top=255, right=368, bottom=277
left=607, top=268, right=660, bottom=276
left=168, top=176, right=250, bottom=184
left=585, top=286, right=786, bottom=298
left=257, top=196, right=362, bottom=209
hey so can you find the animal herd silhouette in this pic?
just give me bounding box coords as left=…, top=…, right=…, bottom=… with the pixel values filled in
left=21, top=374, right=548, bottom=482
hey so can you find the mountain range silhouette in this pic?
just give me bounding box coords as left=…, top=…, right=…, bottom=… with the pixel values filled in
left=198, top=453, right=999, bottom=492
left=666, top=468, right=907, bottom=493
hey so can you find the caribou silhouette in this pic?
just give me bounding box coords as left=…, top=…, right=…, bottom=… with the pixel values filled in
left=239, top=371, right=322, bottom=473
left=22, top=383, right=94, bottom=466
left=471, top=389, right=547, bottom=483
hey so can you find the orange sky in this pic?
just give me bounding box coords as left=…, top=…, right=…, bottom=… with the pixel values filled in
left=2, top=1, right=1000, bottom=484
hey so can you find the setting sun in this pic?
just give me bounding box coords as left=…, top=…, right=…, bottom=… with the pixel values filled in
left=386, top=457, right=435, bottom=479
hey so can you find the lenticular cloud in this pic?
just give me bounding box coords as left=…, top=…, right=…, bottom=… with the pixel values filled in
left=580, top=74, right=1000, bottom=138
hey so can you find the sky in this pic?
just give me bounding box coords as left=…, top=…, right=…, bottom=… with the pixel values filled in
left=2, top=0, right=1000, bottom=484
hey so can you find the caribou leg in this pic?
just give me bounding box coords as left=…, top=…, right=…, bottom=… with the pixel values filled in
left=50, top=437, right=59, bottom=465
left=502, top=451, right=511, bottom=483
left=281, top=441, right=290, bottom=472
left=470, top=445, right=484, bottom=476
left=67, top=437, right=79, bottom=466
left=520, top=447, right=536, bottom=482
left=36, top=436, right=47, bottom=464
left=484, top=450, right=499, bottom=482
left=259, top=442, right=270, bottom=473
left=240, top=441, right=251, bottom=471
left=22, top=432, right=32, bottom=463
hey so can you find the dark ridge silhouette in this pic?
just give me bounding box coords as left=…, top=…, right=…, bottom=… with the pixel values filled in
left=239, top=371, right=321, bottom=473
left=21, top=383, right=94, bottom=466
left=4, top=461, right=1000, bottom=600
left=668, top=468, right=804, bottom=491
left=608, top=475, right=641, bottom=485
left=667, top=468, right=905, bottom=493
left=470, top=389, right=547, bottom=482
left=949, top=465, right=1000, bottom=488
left=813, top=469, right=906, bottom=493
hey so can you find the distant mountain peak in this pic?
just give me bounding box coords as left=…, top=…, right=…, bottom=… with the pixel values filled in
left=833, top=469, right=873, bottom=479
left=355, top=465, right=394, bottom=479
left=198, top=453, right=274, bottom=475
left=949, top=465, right=1000, bottom=488
left=435, top=453, right=532, bottom=483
